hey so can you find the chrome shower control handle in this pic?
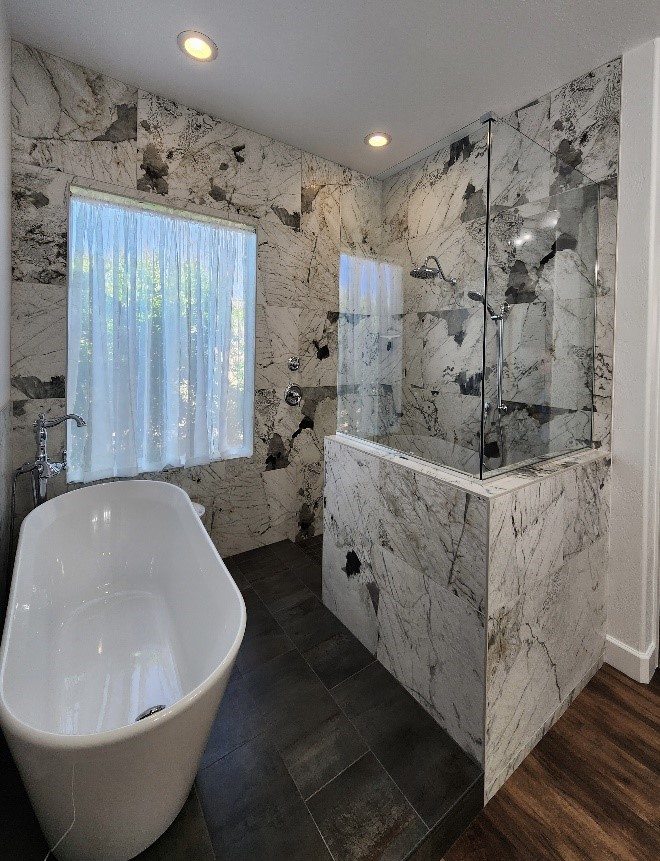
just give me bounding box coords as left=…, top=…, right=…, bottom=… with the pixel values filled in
left=288, top=355, right=301, bottom=371
left=284, top=384, right=303, bottom=406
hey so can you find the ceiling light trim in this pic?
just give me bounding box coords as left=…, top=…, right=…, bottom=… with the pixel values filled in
left=365, top=132, right=392, bottom=148
left=177, top=30, right=218, bottom=62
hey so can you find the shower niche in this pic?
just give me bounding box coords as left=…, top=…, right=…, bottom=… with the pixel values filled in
left=325, top=116, right=609, bottom=808
left=337, top=116, right=599, bottom=478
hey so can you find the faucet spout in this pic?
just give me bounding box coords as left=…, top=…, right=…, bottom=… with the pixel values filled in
left=40, top=413, right=86, bottom=429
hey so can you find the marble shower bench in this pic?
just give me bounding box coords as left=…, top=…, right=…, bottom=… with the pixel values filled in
left=323, top=434, right=610, bottom=799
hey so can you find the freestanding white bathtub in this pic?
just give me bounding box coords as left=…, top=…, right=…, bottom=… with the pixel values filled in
left=0, top=480, right=246, bottom=861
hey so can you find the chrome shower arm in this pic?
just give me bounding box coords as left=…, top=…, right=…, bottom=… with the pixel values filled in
left=425, top=256, right=457, bottom=285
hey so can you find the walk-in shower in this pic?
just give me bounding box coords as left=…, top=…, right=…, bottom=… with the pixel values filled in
left=338, top=115, right=599, bottom=478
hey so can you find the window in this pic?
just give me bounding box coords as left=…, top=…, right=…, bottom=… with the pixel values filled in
left=67, top=186, right=257, bottom=483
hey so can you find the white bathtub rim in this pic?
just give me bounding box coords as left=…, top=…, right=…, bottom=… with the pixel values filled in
left=0, top=480, right=247, bottom=751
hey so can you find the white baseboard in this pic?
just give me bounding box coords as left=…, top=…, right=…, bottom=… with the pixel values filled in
left=605, top=635, right=657, bottom=683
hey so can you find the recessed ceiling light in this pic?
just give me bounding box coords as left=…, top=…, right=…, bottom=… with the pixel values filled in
left=365, top=132, right=391, bottom=148
left=177, top=31, right=218, bottom=62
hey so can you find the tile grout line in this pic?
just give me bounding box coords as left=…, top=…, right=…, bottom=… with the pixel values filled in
left=303, top=750, right=371, bottom=803
left=191, top=783, right=218, bottom=860
left=287, top=755, right=341, bottom=861
left=328, top=658, right=377, bottom=692
left=324, top=672, right=430, bottom=838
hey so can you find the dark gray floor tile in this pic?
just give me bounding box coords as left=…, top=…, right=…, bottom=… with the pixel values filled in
left=288, top=557, right=323, bottom=596
left=306, top=752, right=427, bottom=861
left=304, top=628, right=375, bottom=689
left=269, top=538, right=315, bottom=568
left=274, top=594, right=344, bottom=652
left=404, top=774, right=484, bottom=860
left=333, top=663, right=483, bottom=828
left=243, top=649, right=340, bottom=749
left=197, top=736, right=332, bottom=861
left=228, top=545, right=290, bottom=582
left=240, top=556, right=291, bottom=582
left=224, top=560, right=250, bottom=592
left=251, top=568, right=313, bottom=614
left=274, top=595, right=374, bottom=687
left=199, top=671, right=263, bottom=768
left=0, top=732, right=49, bottom=860
left=280, top=710, right=367, bottom=799
left=134, top=788, right=215, bottom=861
left=235, top=588, right=294, bottom=674
left=300, top=534, right=324, bottom=565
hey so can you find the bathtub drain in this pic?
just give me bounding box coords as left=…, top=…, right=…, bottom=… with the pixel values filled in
left=135, top=705, right=166, bottom=721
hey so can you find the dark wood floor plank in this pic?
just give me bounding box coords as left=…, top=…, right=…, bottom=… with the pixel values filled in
left=444, top=666, right=660, bottom=861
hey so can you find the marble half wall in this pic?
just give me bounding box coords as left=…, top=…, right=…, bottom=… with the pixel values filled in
left=324, top=434, right=488, bottom=764
left=9, top=41, right=364, bottom=555
left=323, top=433, right=610, bottom=797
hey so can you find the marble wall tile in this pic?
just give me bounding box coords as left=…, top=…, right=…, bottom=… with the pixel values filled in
left=302, top=153, right=364, bottom=312
left=11, top=281, right=67, bottom=400
left=339, top=178, right=384, bottom=259
left=256, top=213, right=315, bottom=308
left=375, top=545, right=485, bottom=762
left=485, top=456, right=609, bottom=797
left=502, top=94, right=551, bottom=151
left=137, top=91, right=300, bottom=220
left=490, top=120, right=553, bottom=209
left=549, top=59, right=621, bottom=183
left=594, top=177, right=617, bottom=410
left=403, top=218, right=486, bottom=314
left=255, top=305, right=300, bottom=389
left=12, top=163, right=69, bottom=284
left=11, top=42, right=138, bottom=187
left=299, top=310, right=338, bottom=387
left=404, top=307, right=484, bottom=393
left=0, top=402, right=12, bottom=602
left=323, top=435, right=487, bottom=761
left=385, top=129, right=489, bottom=242
left=486, top=654, right=602, bottom=799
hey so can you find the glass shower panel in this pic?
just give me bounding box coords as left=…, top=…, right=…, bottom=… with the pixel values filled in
left=482, top=120, right=598, bottom=474
left=338, top=123, right=490, bottom=477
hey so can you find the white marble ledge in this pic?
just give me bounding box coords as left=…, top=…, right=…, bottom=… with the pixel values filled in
left=329, top=433, right=610, bottom=499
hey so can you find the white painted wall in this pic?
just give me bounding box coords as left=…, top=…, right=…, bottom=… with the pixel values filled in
left=0, top=0, right=10, bottom=409
left=607, top=38, right=660, bottom=683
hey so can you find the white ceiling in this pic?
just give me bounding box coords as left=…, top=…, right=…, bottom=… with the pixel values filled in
left=7, top=0, right=660, bottom=175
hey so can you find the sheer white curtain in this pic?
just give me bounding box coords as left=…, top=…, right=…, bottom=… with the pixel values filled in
left=338, top=253, right=403, bottom=438
left=67, top=187, right=256, bottom=483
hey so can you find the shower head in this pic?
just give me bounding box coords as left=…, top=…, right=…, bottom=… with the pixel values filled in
left=467, top=290, right=496, bottom=318
left=410, top=256, right=457, bottom=285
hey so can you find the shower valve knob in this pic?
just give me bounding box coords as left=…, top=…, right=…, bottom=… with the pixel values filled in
left=288, top=355, right=301, bottom=371
left=284, top=384, right=303, bottom=406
